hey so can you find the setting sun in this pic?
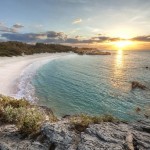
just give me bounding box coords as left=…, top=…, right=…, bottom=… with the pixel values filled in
left=114, top=40, right=133, bottom=49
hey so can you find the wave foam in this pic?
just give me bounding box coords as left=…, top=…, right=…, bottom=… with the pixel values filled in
left=14, top=53, right=76, bottom=102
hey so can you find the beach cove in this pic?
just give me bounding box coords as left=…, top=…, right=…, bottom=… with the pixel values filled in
left=0, top=51, right=150, bottom=121
left=0, top=53, right=73, bottom=99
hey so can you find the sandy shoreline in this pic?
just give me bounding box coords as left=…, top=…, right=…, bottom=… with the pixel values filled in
left=0, top=53, right=71, bottom=99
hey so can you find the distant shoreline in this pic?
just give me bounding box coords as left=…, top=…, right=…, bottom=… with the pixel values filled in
left=0, top=41, right=111, bottom=57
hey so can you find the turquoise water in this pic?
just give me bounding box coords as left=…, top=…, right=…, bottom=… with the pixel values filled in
left=32, top=51, right=150, bottom=121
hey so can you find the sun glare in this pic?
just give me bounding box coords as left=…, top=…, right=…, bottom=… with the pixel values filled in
left=114, top=40, right=133, bottom=49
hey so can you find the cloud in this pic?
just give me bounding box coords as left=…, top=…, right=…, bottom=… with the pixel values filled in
left=131, top=35, right=150, bottom=42
left=0, top=23, right=17, bottom=33
left=46, top=31, right=67, bottom=39
left=0, top=31, right=124, bottom=44
left=1, top=31, right=68, bottom=43
left=0, top=22, right=24, bottom=33
left=1, top=32, right=91, bottom=44
left=75, top=35, right=83, bottom=39
left=72, top=18, right=82, bottom=24
left=0, top=32, right=97, bottom=44
left=13, top=23, right=24, bottom=28
left=1, top=33, right=39, bottom=42
left=91, top=35, right=121, bottom=42
left=1, top=29, right=150, bottom=45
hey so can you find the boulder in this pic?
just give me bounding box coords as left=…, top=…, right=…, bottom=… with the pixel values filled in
left=131, top=81, right=147, bottom=90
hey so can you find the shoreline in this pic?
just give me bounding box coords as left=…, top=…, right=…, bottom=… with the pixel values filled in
left=0, top=52, right=74, bottom=100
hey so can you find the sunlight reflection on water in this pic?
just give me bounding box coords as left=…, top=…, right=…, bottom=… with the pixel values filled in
left=116, top=49, right=123, bottom=68
left=111, top=49, right=126, bottom=90
left=32, top=51, right=150, bottom=120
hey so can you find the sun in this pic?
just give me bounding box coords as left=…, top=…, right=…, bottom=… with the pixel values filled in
left=114, top=40, right=133, bottom=49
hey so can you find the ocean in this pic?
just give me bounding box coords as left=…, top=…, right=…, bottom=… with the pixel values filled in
left=20, top=51, right=150, bottom=121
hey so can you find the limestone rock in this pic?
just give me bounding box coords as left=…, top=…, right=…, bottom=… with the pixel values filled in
left=41, top=120, right=80, bottom=150
left=41, top=120, right=150, bottom=150
left=1, top=119, right=150, bottom=150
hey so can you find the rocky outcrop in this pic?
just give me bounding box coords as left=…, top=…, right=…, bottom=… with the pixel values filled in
left=41, top=119, right=80, bottom=150
left=1, top=119, right=150, bottom=150
left=78, top=50, right=111, bottom=55
left=41, top=119, right=150, bottom=150
left=131, top=81, right=147, bottom=90
left=0, top=124, right=47, bottom=150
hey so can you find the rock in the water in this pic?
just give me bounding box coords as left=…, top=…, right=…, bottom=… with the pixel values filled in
left=131, top=81, right=147, bottom=90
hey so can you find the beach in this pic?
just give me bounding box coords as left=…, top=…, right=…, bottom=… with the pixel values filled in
left=0, top=53, right=70, bottom=100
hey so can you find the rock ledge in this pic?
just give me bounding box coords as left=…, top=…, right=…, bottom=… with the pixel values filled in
left=1, top=119, right=150, bottom=150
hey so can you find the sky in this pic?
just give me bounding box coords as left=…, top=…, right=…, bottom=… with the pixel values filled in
left=0, top=0, right=150, bottom=50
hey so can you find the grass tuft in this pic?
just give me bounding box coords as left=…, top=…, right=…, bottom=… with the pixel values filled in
left=70, top=114, right=118, bottom=132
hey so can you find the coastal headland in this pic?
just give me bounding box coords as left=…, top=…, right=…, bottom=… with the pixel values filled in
left=0, top=95, right=150, bottom=150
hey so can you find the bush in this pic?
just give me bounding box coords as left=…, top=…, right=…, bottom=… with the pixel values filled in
left=19, top=108, right=44, bottom=135
left=70, top=114, right=118, bottom=132
left=2, top=106, right=20, bottom=123
left=0, top=95, right=30, bottom=108
left=0, top=95, right=57, bottom=135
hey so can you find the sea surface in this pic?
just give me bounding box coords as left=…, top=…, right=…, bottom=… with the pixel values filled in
left=27, top=51, right=150, bottom=121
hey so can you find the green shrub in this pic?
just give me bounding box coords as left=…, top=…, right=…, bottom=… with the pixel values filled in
left=18, top=108, right=44, bottom=135
left=2, top=106, right=19, bottom=123
left=0, top=95, right=30, bottom=108
left=70, top=114, right=117, bottom=132
left=0, top=95, right=57, bottom=135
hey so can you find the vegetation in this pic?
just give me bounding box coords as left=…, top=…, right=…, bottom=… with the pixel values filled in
left=70, top=114, right=118, bottom=132
left=0, top=94, right=119, bottom=135
left=0, top=95, right=57, bottom=135
left=0, top=41, right=111, bottom=56
left=0, top=41, right=78, bottom=56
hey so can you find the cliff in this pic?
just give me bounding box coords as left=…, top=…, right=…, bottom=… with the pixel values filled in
left=0, top=95, right=150, bottom=150
left=0, top=119, right=150, bottom=150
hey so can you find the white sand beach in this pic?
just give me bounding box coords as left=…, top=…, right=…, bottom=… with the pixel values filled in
left=0, top=53, right=70, bottom=100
